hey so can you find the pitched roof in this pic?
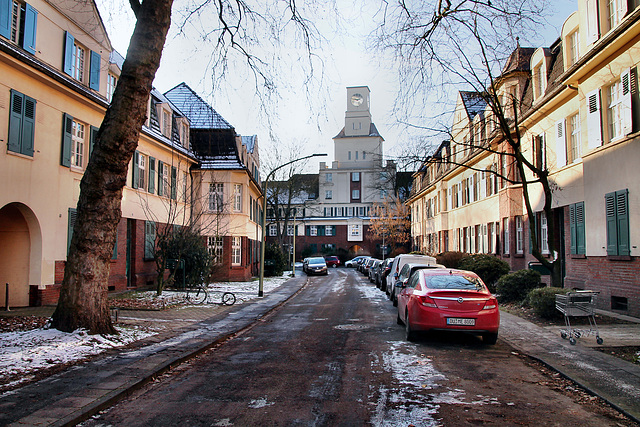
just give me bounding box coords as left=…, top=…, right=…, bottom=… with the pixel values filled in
left=502, top=46, right=536, bottom=75
left=164, top=83, right=234, bottom=130
left=333, top=123, right=383, bottom=140
left=460, top=91, right=487, bottom=119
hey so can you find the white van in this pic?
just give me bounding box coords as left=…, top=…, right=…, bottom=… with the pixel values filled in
left=385, top=254, right=440, bottom=302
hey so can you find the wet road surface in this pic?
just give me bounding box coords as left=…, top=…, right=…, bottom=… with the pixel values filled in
left=82, top=268, right=629, bottom=426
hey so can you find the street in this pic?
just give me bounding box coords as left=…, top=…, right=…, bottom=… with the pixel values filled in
left=83, top=269, right=629, bottom=426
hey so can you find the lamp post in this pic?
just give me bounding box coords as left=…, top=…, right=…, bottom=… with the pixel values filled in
left=259, top=153, right=327, bottom=297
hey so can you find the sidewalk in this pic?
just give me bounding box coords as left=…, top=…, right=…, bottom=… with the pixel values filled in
left=499, top=311, right=640, bottom=423
left=0, top=275, right=309, bottom=427
left=1, top=279, right=640, bottom=425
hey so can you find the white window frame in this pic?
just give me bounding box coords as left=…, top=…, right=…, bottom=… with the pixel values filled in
left=540, top=214, right=549, bottom=254
left=516, top=216, right=524, bottom=254
left=287, top=224, right=294, bottom=236
left=269, top=223, right=277, bottom=236
left=352, top=172, right=360, bottom=182
left=208, top=236, right=223, bottom=264
left=71, top=119, right=85, bottom=168
left=310, top=225, right=318, bottom=236
left=137, top=153, right=146, bottom=190
left=162, top=109, right=171, bottom=137
left=325, top=225, right=333, bottom=236
left=352, top=189, right=360, bottom=199
left=325, top=190, right=332, bottom=199
left=349, top=224, right=361, bottom=238
left=569, top=30, right=580, bottom=66
left=231, top=236, right=241, bottom=266
left=107, top=73, right=117, bottom=102
left=569, top=112, right=582, bottom=163
left=162, top=164, right=170, bottom=197
left=209, top=183, right=223, bottom=212
left=607, top=80, right=623, bottom=142
left=72, top=43, right=85, bottom=82
left=233, top=184, right=242, bottom=212
left=326, top=173, right=332, bottom=182
left=503, top=218, right=510, bottom=255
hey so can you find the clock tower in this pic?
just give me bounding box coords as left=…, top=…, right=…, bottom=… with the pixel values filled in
left=344, top=86, right=371, bottom=137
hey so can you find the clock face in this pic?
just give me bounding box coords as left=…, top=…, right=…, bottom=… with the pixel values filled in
left=351, top=93, right=364, bottom=107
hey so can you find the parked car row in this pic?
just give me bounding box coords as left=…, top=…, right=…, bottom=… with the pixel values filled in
left=347, top=253, right=500, bottom=344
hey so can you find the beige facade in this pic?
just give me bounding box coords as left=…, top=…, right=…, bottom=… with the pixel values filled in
left=408, top=0, right=640, bottom=316
left=1, top=1, right=260, bottom=307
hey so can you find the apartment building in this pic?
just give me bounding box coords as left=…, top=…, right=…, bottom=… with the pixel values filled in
left=408, top=0, right=640, bottom=317
left=165, top=83, right=263, bottom=281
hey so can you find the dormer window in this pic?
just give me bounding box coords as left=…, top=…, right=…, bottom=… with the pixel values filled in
left=162, top=109, right=171, bottom=137
left=1, top=1, right=37, bottom=54
left=568, top=31, right=580, bottom=66
left=72, top=42, right=85, bottom=81
left=534, top=64, right=546, bottom=100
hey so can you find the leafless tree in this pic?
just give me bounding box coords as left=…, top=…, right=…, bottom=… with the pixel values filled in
left=374, top=1, right=564, bottom=286
left=52, top=0, right=324, bottom=334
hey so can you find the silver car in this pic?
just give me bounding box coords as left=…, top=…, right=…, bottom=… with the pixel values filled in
left=302, top=257, right=328, bottom=275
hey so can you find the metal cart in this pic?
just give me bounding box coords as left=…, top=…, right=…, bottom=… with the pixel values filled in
left=555, top=291, right=603, bottom=345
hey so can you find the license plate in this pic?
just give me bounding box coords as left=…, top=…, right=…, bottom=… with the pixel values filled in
left=447, top=318, right=475, bottom=326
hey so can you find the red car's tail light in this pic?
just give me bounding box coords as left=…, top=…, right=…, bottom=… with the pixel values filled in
left=418, top=295, right=437, bottom=308
left=482, top=298, right=498, bottom=310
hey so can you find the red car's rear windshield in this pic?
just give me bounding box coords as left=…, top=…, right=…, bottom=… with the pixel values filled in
left=425, top=274, right=485, bottom=291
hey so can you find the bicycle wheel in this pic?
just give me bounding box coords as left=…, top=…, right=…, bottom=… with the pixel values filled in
left=222, top=292, right=236, bottom=306
left=187, top=287, right=207, bottom=304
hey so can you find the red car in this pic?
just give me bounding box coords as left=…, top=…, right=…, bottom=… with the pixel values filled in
left=324, top=256, right=340, bottom=268
left=396, top=268, right=499, bottom=344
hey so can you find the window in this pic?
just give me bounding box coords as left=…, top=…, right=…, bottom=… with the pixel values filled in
left=362, top=151, right=366, bottom=160
left=269, top=223, right=277, bottom=236
left=144, top=221, right=156, bottom=259
left=310, top=225, right=317, bottom=236
left=107, top=73, right=117, bottom=102
left=607, top=0, right=625, bottom=31
left=71, top=42, right=85, bottom=82
left=287, top=224, right=294, bottom=236
left=181, top=122, right=189, bottom=148
left=568, top=31, right=580, bottom=66
left=69, top=119, right=86, bottom=168
left=606, top=80, right=623, bottom=142
left=352, top=172, right=360, bottom=181
left=7, top=89, right=35, bottom=156
left=569, top=202, right=586, bottom=255
left=161, top=162, right=169, bottom=196
left=503, top=218, right=510, bottom=255
left=325, top=225, right=333, bottom=236
left=232, top=236, right=241, bottom=265
left=349, top=224, right=361, bottom=237
left=605, top=189, right=630, bottom=256
left=568, top=113, right=581, bottom=163
left=355, top=151, right=359, bottom=160
left=540, top=214, right=549, bottom=254
left=352, top=189, right=360, bottom=199
left=208, top=236, right=223, bottom=264
left=515, top=216, right=524, bottom=254
left=209, top=183, right=223, bottom=212
left=162, top=109, right=171, bottom=137
left=233, top=184, right=242, bottom=212
left=534, top=64, right=546, bottom=99
left=325, top=173, right=332, bottom=182
left=533, top=134, right=545, bottom=170
left=348, top=151, right=351, bottom=160
left=1, top=1, right=37, bottom=53
left=325, top=190, right=332, bottom=199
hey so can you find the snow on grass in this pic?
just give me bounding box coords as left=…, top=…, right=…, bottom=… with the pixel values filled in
left=0, top=324, right=155, bottom=391
left=0, top=274, right=292, bottom=392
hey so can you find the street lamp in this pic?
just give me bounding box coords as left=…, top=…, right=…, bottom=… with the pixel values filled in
left=259, top=152, right=327, bottom=297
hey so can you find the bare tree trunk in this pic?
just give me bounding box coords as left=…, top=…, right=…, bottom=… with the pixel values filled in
left=51, top=0, right=174, bottom=334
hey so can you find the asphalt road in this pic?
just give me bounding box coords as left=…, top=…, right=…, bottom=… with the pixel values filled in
left=82, top=268, right=630, bottom=426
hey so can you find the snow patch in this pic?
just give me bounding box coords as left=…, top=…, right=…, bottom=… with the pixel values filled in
left=248, top=396, right=275, bottom=409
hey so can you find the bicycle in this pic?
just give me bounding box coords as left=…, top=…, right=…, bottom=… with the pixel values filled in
left=185, top=286, right=236, bottom=306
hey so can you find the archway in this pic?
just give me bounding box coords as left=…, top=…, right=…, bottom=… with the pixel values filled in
left=0, top=203, right=41, bottom=307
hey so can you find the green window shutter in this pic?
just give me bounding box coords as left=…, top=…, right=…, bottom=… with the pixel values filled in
left=144, top=221, right=155, bottom=259
left=112, top=228, right=118, bottom=259
left=61, top=113, right=73, bottom=167
left=605, top=192, right=618, bottom=255
left=21, top=95, right=35, bottom=156
left=89, top=125, right=98, bottom=158
left=132, top=151, right=139, bottom=189
left=63, top=31, right=74, bottom=76
left=576, top=202, right=586, bottom=255
left=616, top=190, right=630, bottom=256
left=8, top=90, right=24, bottom=153
left=148, top=157, right=156, bottom=194
left=157, top=161, right=163, bottom=196
left=89, top=50, right=100, bottom=90
left=22, top=4, right=37, bottom=54
left=170, top=166, right=177, bottom=200
left=529, top=214, right=537, bottom=254
left=569, top=204, right=577, bottom=254
left=0, top=0, right=11, bottom=39
left=67, top=208, right=77, bottom=256
left=305, top=225, right=310, bottom=236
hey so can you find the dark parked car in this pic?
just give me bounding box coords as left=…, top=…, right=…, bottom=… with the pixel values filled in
left=324, top=256, right=340, bottom=268
left=368, top=259, right=382, bottom=283
left=302, top=257, right=328, bottom=275
left=375, top=257, right=395, bottom=291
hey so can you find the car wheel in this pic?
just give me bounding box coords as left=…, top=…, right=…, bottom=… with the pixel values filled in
left=396, top=311, right=404, bottom=325
left=483, top=332, right=498, bottom=345
left=392, top=292, right=398, bottom=307
left=405, top=313, right=416, bottom=342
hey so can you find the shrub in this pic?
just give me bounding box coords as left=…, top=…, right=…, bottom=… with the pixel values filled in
left=436, top=251, right=467, bottom=269
left=496, top=269, right=543, bottom=303
left=528, top=287, right=571, bottom=319
left=265, top=243, right=288, bottom=277
left=457, top=254, right=510, bottom=293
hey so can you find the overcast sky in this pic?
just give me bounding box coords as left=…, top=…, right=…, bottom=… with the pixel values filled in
left=96, top=0, right=577, bottom=172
